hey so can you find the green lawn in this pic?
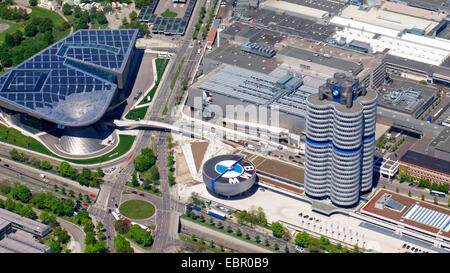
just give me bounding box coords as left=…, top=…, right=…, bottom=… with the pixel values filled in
left=119, top=199, right=155, bottom=219
left=29, top=7, right=70, bottom=41
left=0, top=123, right=54, bottom=156
left=0, top=19, right=22, bottom=43
left=125, top=106, right=148, bottom=120
left=161, top=9, right=178, bottom=18
left=0, top=122, right=136, bottom=165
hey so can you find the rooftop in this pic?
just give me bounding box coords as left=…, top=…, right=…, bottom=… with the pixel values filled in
left=429, top=126, right=450, bottom=154
left=239, top=8, right=338, bottom=42
left=280, top=0, right=346, bottom=13
left=0, top=208, right=50, bottom=236
left=278, top=45, right=363, bottom=75
left=0, top=234, right=50, bottom=253
left=0, top=29, right=138, bottom=127
left=400, top=150, right=450, bottom=175
left=340, top=5, right=439, bottom=32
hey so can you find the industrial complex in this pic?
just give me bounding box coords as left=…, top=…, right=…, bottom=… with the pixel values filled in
left=1, top=0, right=450, bottom=256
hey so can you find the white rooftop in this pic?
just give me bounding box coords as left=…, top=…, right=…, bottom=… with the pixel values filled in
left=340, top=5, right=439, bottom=33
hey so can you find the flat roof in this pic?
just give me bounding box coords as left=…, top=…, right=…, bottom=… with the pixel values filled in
left=429, top=126, right=450, bottom=153
left=0, top=208, right=50, bottom=236
left=384, top=54, right=450, bottom=81
left=340, top=5, right=439, bottom=32
left=376, top=80, right=436, bottom=115
left=240, top=8, right=338, bottom=42
left=381, top=2, right=447, bottom=22
left=0, top=237, right=48, bottom=253
left=361, top=189, right=450, bottom=239
left=0, top=29, right=138, bottom=127
left=400, top=150, right=450, bottom=174
left=278, top=46, right=363, bottom=75
left=280, top=0, right=345, bottom=13
left=204, top=43, right=280, bottom=74
left=0, top=219, right=10, bottom=231
left=195, top=64, right=318, bottom=118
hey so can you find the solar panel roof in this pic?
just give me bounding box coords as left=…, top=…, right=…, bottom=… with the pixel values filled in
left=0, top=29, right=138, bottom=127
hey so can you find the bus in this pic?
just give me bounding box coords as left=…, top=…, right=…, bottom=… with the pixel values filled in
left=430, top=190, right=446, bottom=198
left=111, top=211, right=120, bottom=220
left=207, top=209, right=226, bottom=220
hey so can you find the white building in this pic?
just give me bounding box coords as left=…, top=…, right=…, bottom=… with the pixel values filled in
left=331, top=16, right=450, bottom=66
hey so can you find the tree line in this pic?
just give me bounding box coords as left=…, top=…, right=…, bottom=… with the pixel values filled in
left=0, top=4, right=70, bottom=70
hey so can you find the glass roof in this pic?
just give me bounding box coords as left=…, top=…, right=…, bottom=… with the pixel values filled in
left=0, top=29, right=138, bottom=127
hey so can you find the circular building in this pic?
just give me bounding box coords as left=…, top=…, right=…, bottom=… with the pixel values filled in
left=202, top=154, right=256, bottom=197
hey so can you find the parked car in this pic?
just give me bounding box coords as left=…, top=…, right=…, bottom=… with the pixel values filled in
left=132, top=191, right=137, bottom=194
left=139, top=193, right=144, bottom=197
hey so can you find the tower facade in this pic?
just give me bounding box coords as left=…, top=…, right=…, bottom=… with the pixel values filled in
left=305, top=72, right=377, bottom=207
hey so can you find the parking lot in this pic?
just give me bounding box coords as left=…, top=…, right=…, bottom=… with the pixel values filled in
left=180, top=182, right=417, bottom=252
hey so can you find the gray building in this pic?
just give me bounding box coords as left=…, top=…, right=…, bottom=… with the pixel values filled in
left=0, top=233, right=51, bottom=253
left=305, top=72, right=377, bottom=207
left=0, top=208, right=50, bottom=237
left=0, top=219, right=12, bottom=240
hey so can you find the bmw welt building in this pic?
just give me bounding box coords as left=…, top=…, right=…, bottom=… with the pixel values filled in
left=305, top=72, right=377, bottom=207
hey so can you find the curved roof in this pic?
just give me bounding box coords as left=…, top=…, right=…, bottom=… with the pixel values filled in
left=0, top=29, right=138, bottom=127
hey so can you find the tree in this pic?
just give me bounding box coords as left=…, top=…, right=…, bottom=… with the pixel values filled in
left=264, top=239, right=269, bottom=246
left=209, top=218, right=214, bottom=225
left=84, top=244, right=96, bottom=253
left=129, top=224, right=153, bottom=246
left=54, top=227, right=70, bottom=244
left=85, top=231, right=96, bottom=245
left=61, top=187, right=66, bottom=195
left=0, top=181, right=12, bottom=195
left=29, top=0, right=37, bottom=6
left=295, top=231, right=310, bottom=247
left=274, top=243, right=279, bottom=250
left=132, top=172, right=139, bottom=187
left=245, top=233, right=250, bottom=240
left=5, top=197, right=16, bottom=211
left=20, top=204, right=36, bottom=219
left=12, top=184, right=31, bottom=203
left=421, top=194, right=425, bottom=201
left=24, top=24, right=38, bottom=37
left=97, top=231, right=106, bottom=240
left=97, top=11, right=107, bottom=25
left=39, top=211, right=57, bottom=226
left=129, top=10, right=137, bottom=21
left=50, top=239, right=62, bottom=253
left=434, top=197, right=438, bottom=205
left=62, top=3, right=72, bottom=15
left=62, top=199, right=74, bottom=216
left=217, top=221, right=223, bottom=229
left=236, top=228, right=242, bottom=236
left=40, top=160, right=52, bottom=170
left=149, top=164, right=160, bottom=182
left=94, top=240, right=108, bottom=253
left=255, top=235, right=260, bottom=243
left=74, top=5, right=82, bottom=18
left=114, top=235, right=134, bottom=253
left=191, top=234, right=196, bottom=242
left=271, top=222, right=284, bottom=238
left=96, top=167, right=105, bottom=178
left=226, top=226, right=233, bottom=233
left=97, top=221, right=104, bottom=231
left=210, top=240, right=215, bottom=248
left=114, top=219, right=130, bottom=234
